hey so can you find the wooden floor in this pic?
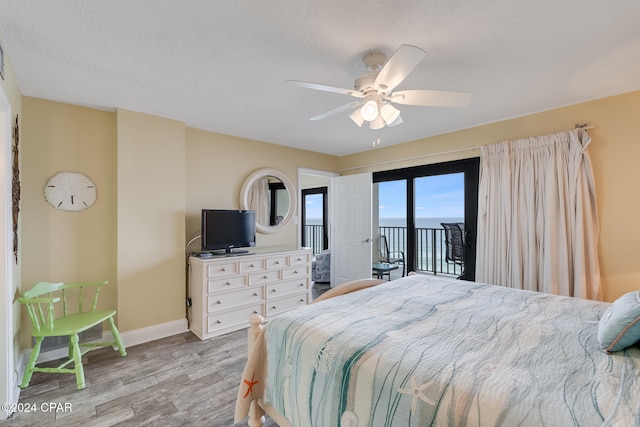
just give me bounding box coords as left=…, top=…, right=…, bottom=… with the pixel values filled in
left=1, top=284, right=332, bottom=427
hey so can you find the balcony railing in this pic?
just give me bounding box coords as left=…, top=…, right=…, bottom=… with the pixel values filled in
left=303, top=225, right=325, bottom=255
left=304, top=224, right=463, bottom=276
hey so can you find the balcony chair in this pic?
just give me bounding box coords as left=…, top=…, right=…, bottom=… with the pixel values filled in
left=441, top=223, right=465, bottom=279
left=376, top=234, right=405, bottom=279
left=19, top=280, right=127, bottom=390
left=312, top=250, right=331, bottom=283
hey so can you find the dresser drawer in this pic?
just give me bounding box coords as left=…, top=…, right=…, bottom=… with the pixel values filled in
left=267, top=294, right=309, bottom=317
left=207, top=304, right=264, bottom=333
left=207, top=276, right=245, bottom=292
left=208, top=287, right=263, bottom=312
left=266, top=256, right=287, bottom=269
left=266, top=278, right=309, bottom=300
left=282, top=265, right=309, bottom=280
left=249, top=270, right=280, bottom=285
left=206, top=262, right=238, bottom=277
left=239, top=258, right=265, bottom=273
left=289, top=252, right=310, bottom=266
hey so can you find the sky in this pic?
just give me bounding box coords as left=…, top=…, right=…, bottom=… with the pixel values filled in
left=380, top=172, right=465, bottom=218
left=304, top=172, right=465, bottom=220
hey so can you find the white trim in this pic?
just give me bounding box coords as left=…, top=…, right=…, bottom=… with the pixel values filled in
left=0, top=83, right=14, bottom=419
left=297, top=167, right=338, bottom=248
left=116, top=317, right=188, bottom=348
left=18, top=318, right=189, bottom=378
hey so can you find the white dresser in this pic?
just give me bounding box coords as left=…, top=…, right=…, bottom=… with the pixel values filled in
left=188, top=247, right=312, bottom=340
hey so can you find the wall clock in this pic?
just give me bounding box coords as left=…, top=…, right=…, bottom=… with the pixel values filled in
left=44, top=171, right=97, bottom=212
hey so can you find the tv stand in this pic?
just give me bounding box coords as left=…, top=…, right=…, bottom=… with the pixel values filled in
left=188, top=247, right=312, bottom=340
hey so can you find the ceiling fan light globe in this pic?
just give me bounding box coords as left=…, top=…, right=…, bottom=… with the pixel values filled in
left=389, top=115, right=403, bottom=127
left=349, top=108, right=365, bottom=127
left=380, top=103, right=401, bottom=125
left=360, top=100, right=379, bottom=121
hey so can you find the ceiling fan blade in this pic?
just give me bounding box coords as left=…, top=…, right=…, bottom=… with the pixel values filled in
left=374, top=45, right=426, bottom=93
left=388, top=90, right=472, bottom=107
left=310, top=102, right=361, bottom=121
left=286, top=80, right=364, bottom=98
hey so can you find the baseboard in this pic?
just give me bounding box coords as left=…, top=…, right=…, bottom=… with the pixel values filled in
left=18, top=317, right=189, bottom=371
left=112, top=317, right=189, bottom=348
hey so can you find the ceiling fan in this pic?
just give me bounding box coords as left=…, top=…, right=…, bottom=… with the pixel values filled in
left=287, top=45, right=472, bottom=130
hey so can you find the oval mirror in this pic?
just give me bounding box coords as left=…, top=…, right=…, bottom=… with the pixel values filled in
left=240, top=168, right=297, bottom=234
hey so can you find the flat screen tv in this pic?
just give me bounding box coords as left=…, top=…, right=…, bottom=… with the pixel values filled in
left=201, top=209, right=256, bottom=254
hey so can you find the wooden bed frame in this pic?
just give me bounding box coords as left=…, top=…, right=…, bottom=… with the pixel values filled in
left=244, top=278, right=386, bottom=427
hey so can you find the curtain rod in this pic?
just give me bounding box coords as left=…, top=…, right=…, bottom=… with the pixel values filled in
left=340, top=145, right=482, bottom=172
left=575, top=122, right=595, bottom=129
left=340, top=123, right=595, bottom=173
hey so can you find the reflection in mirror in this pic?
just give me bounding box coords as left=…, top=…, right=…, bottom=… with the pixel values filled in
left=247, top=176, right=290, bottom=226
left=240, top=168, right=296, bottom=234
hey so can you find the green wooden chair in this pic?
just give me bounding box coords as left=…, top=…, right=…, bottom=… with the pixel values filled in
left=19, top=280, right=127, bottom=390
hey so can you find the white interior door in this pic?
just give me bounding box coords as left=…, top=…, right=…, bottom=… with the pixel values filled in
left=330, top=172, right=372, bottom=286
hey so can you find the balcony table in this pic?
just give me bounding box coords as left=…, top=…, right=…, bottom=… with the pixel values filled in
left=372, top=262, right=399, bottom=280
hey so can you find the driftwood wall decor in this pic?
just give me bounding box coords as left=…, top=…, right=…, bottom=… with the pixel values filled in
left=12, top=115, right=20, bottom=263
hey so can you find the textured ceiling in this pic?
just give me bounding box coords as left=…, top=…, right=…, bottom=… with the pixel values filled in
left=1, top=1, right=640, bottom=156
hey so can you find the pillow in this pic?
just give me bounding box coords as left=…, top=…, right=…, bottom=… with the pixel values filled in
left=598, top=290, right=640, bottom=353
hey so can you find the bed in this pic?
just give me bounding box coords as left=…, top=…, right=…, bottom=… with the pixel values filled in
left=234, top=274, right=640, bottom=426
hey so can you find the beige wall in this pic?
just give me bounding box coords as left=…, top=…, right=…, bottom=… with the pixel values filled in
left=116, top=109, right=186, bottom=331
left=340, top=90, right=640, bottom=302
left=21, top=98, right=117, bottom=343
left=185, top=127, right=338, bottom=249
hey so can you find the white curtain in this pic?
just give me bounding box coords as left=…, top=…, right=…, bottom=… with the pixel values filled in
left=248, top=178, right=270, bottom=225
left=476, top=129, right=601, bottom=299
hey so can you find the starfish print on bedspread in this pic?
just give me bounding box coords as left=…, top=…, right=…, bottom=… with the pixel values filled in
left=397, top=376, right=437, bottom=414
left=243, top=373, right=259, bottom=398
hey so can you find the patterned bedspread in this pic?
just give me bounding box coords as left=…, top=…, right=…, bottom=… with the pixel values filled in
left=235, top=275, right=640, bottom=426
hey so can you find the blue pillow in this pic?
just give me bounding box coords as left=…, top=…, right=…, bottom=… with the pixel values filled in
left=598, top=291, right=640, bottom=353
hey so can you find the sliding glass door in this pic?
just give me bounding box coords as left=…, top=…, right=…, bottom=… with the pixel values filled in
left=374, top=158, right=479, bottom=280
left=414, top=173, right=465, bottom=276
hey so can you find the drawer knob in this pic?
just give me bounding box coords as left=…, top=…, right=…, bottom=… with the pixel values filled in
left=299, top=283, right=305, bottom=287
left=224, top=282, right=231, bottom=286
left=250, top=263, right=255, bottom=267
left=216, top=300, right=221, bottom=304
left=263, top=275, right=268, bottom=279
left=293, top=270, right=298, bottom=274
left=253, top=310, right=258, bottom=314
left=221, top=268, right=226, bottom=272
left=271, top=289, right=277, bottom=293
left=299, top=299, right=305, bottom=303
left=253, top=293, right=258, bottom=297
left=275, top=261, right=280, bottom=265
left=272, top=306, right=277, bottom=310
left=216, top=320, right=222, bottom=324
